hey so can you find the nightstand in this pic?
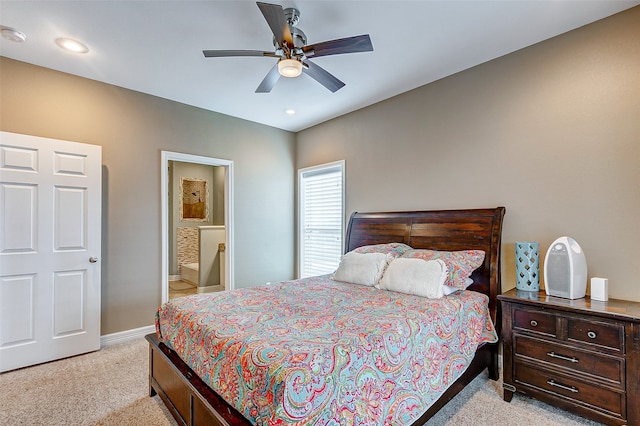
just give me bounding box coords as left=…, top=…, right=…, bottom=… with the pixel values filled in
left=498, top=289, right=640, bottom=426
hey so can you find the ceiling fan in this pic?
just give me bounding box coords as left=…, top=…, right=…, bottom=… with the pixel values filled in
left=203, top=2, right=373, bottom=93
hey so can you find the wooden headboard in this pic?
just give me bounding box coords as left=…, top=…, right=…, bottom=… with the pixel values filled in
left=344, top=207, right=506, bottom=325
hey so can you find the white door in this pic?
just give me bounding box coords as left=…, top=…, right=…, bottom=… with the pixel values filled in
left=0, top=131, right=102, bottom=372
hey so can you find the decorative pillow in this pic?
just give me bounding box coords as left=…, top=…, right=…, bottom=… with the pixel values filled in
left=401, top=249, right=485, bottom=290
left=442, top=278, right=474, bottom=295
left=379, top=258, right=448, bottom=298
left=332, top=252, right=390, bottom=286
left=352, top=242, right=412, bottom=258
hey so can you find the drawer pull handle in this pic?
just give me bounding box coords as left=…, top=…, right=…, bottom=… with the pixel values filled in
left=587, top=331, right=597, bottom=339
left=547, top=351, right=579, bottom=363
left=530, top=320, right=538, bottom=327
left=547, top=379, right=579, bottom=393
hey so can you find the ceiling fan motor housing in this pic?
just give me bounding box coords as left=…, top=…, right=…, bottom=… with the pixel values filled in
left=273, top=8, right=306, bottom=53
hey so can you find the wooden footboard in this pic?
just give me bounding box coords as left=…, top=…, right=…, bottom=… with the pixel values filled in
left=147, top=333, right=247, bottom=426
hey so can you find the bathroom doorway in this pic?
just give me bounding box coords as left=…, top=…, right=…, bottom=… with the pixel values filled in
left=161, top=151, right=234, bottom=303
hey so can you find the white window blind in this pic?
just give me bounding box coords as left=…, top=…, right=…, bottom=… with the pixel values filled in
left=299, top=161, right=344, bottom=278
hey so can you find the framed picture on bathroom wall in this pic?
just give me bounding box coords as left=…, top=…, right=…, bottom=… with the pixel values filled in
left=180, top=177, right=209, bottom=222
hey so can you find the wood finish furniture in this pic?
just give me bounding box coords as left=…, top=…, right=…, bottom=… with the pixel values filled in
left=147, top=207, right=505, bottom=426
left=499, top=289, right=640, bottom=426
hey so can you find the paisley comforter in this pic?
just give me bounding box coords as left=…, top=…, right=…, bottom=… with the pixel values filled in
left=155, top=275, right=498, bottom=425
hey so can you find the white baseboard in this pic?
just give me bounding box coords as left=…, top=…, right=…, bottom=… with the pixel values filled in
left=197, top=284, right=223, bottom=293
left=100, top=324, right=155, bottom=347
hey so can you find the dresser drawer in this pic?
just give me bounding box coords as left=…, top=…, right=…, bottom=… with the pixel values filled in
left=567, top=317, right=624, bottom=353
left=513, top=308, right=557, bottom=337
left=513, top=334, right=624, bottom=385
left=515, top=361, right=626, bottom=418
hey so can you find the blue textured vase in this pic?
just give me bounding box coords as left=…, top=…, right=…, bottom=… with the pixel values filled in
left=515, top=242, right=540, bottom=291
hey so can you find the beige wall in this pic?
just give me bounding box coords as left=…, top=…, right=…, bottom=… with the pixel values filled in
left=2, top=6, right=638, bottom=339
left=0, top=57, right=297, bottom=334
left=297, top=7, right=640, bottom=302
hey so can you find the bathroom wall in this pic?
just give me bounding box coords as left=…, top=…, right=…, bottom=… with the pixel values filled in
left=199, top=226, right=226, bottom=288
left=169, top=161, right=224, bottom=276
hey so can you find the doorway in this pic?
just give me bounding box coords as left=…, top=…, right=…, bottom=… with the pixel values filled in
left=161, top=151, right=234, bottom=303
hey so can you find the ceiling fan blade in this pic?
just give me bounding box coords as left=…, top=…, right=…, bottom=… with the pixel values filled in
left=303, top=34, right=373, bottom=58
left=256, top=2, right=293, bottom=46
left=255, top=63, right=281, bottom=93
left=203, top=50, right=278, bottom=58
left=302, top=60, right=345, bottom=93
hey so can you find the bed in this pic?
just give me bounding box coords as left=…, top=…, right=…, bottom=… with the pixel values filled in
left=146, top=207, right=505, bottom=425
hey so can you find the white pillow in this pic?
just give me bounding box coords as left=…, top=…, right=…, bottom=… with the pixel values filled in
left=332, top=252, right=390, bottom=286
left=379, top=258, right=448, bottom=298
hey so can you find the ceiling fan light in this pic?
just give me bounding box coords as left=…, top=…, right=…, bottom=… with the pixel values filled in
left=278, top=59, right=302, bottom=78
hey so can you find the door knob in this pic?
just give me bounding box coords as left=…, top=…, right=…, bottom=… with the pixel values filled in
left=89, top=257, right=98, bottom=263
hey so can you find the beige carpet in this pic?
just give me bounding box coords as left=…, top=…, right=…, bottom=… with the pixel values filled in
left=0, top=338, right=177, bottom=426
left=0, top=337, right=603, bottom=425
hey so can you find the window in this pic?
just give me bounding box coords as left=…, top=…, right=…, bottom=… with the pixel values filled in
left=298, top=161, right=345, bottom=278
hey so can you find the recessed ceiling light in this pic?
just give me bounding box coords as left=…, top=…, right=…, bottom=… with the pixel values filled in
left=55, top=37, right=89, bottom=54
left=285, top=109, right=296, bottom=115
left=1, top=26, right=27, bottom=43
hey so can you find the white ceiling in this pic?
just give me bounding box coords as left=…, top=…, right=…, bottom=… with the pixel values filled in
left=1, top=1, right=638, bottom=132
